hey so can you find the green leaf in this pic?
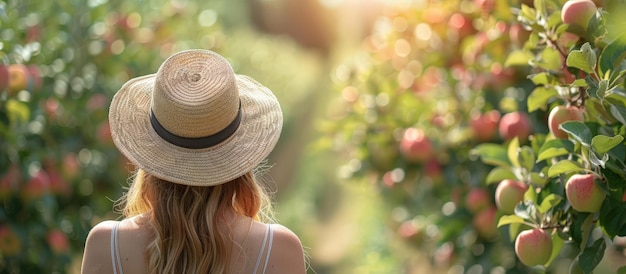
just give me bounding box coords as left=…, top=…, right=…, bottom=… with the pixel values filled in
left=497, top=215, right=525, bottom=227
left=599, top=34, right=626, bottom=77
left=533, top=0, right=546, bottom=17
left=508, top=222, right=522, bottom=243
left=566, top=43, right=596, bottom=74
left=571, top=213, right=592, bottom=247
left=618, top=265, right=626, bottom=274
left=560, top=121, right=592, bottom=145
left=545, top=232, right=565, bottom=267
left=578, top=238, right=606, bottom=274
left=571, top=78, right=587, bottom=87
left=610, top=104, right=626, bottom=125
left=599, top=199, right=626, bottom=237
left=529, top=72, right=550, bottom=85
left=505, top=50, right=533, bottom=67
left=517, top=146, right=535, bottom=172
left=540, top=47, right=562, bottom=71
left=604, top=168, right=626, bottom=191
left=597, top=79, right=609, bottom=99
left=547, top=160, right=584, bottom=177
left=471, top=144, right=511, bottom=167
left=538, top=194, right=563, bottom=213
left=508, top=137, right=521, bottom=168
left=579, top=213, right=595, bottom=250
left=591, top=135, right=624, bottom=154
left=546, top=11, right=561, bottom=29
left=485, top=167, right=517, bottom=184
left=528, top=86, right=558, bottom=112
left=518, top=4, right=537, bottom=26
left=586, top=75, right=600, bottom=99
left=537, top=139, right=575, bottom=162
left=530, top=171, right=549, bottom=187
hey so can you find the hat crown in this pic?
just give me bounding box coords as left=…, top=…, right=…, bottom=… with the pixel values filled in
left=152, top=50, right=239, bottom=138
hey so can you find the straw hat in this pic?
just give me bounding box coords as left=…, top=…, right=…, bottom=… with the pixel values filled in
left=109, top=49, right=283, bottom=186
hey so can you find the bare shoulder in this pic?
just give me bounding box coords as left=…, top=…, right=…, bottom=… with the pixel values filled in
left=85, top=220, right=117, bottom=247
left=271, top=224, right=303, bottom=250
left=268, top=224, right=306, bottom=274
left=81, top=220, right=117, bottom=274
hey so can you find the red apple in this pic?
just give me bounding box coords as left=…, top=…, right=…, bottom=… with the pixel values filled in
left=515, top=228, right=553, bottom=266
left=474, top=0, right=495, bottom=13
left=25, top=24, right=42, bottom=42
left=448, top=13, right=475, bottom=38
left=382, top=169, right=401, bottom=188
left=0, top=65, right=8, bottom=92
left=424, top=158, right=443, bottom=183
left=47, top=169, right=71, bottom=196
left=498, top=111, right=531, bottom=141
left=47, top=230, right=70, bottom=254
left=509, top=23, right=531, bottom=47
left=465, top=188, right=491, bottom=214
left=397, top=220, right=423, bottom=243
left=470, top=110, right=501, bottom=142
left=561, top=0, right=597, bottom=36
left=495, top=179, right=528, bottom=214
left=473, top=206, right=498, bottom=239
left=548, top=105, right=585, bottom=139
left=399, top=127, right=434, bottom=163
left=433, top=242, right=455, bottom=266
left=0, top=225, right=21, bottom=256
left=565, top=174, right=605, bottom=212
left=87, top=93, right=109, bottom=112
left=8, top=64, right=29, bottom=94
left=21, top=170, right=51, bottom=201
left=43, top=97, right=61, bottom=121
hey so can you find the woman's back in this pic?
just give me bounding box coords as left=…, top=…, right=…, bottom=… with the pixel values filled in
left=81, top=49, right=306, bottom=274
left=81, top=214, right=305, bottom=274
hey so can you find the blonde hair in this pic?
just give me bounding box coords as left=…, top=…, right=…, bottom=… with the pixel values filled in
left=117, top=169, right=274, bottom=274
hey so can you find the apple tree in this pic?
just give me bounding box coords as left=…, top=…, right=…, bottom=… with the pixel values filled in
left=324, top=0, right=626, bottom=272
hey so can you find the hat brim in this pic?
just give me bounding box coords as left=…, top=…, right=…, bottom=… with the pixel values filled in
left=109, top=74, right=283, bottom=186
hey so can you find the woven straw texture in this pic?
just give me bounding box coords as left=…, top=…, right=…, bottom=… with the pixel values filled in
left=109, top=49, right=283, bottom=186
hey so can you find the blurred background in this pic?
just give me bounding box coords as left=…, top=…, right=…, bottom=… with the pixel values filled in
left=1, top=0, right=626, bottom=273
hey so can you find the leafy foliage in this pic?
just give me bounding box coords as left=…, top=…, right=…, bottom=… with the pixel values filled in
left=0, top=0, right=320, bottom=272
left=325, top=0, right=626, bottom=272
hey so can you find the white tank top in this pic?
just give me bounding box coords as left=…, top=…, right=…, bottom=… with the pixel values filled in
left=110, top=222, right=274, bottom=274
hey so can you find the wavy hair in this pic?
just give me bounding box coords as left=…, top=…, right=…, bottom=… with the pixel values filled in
left=116, top=169, right=274, bottom=274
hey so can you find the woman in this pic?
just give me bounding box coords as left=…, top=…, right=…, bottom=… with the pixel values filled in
left=81, top=49, right=306, bottom=273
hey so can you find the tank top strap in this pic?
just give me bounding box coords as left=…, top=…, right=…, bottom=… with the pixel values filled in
left=110, top=221, right=124, bottom=274
left=262, top=224, right=275, bottom=274
left=253, top=223, right=274, bottom=274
